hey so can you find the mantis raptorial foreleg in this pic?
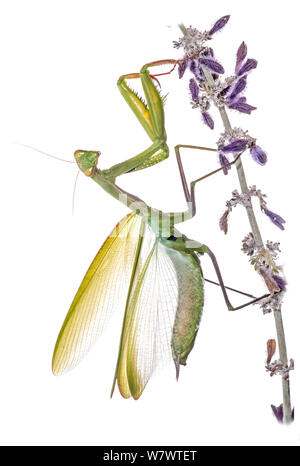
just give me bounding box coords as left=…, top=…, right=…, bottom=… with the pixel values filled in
left=101, top=60, right=179, bottom=182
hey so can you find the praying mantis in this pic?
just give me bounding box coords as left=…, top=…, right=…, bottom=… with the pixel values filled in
left=52, top=59, right=269, bottom=400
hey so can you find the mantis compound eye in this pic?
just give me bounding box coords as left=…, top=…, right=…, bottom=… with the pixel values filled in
left=74, top=150, right=100, bottom=177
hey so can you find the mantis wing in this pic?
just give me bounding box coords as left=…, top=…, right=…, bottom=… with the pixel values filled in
left=52, top=213, right=143, bottom=375
left=116, top=236, right=179, bottom=399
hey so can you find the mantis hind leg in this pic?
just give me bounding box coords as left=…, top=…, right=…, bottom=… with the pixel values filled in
left=196, top=245, right=270, bottom=311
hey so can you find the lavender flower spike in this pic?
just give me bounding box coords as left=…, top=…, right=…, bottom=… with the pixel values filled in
left=250, top=145, right=267, bottom=165
left=209, top=15, right=230, bottom=35
left=199, top=57, right=225, bottom=74
left=235, top=41, right=247, bottom=73
left=219, top=153, right=231, bottom=175
left=189, top=78, right=199, bottom=102
left=237, top=58, right=258, bottom=76
left=202, top=111, right=214, bottom=129
left=264, top=209, right=286, bottom=230
left=221, top=138, right=248, bottom=154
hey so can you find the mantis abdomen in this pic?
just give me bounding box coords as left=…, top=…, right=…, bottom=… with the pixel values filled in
left=166, top=247, right=204, bottom=372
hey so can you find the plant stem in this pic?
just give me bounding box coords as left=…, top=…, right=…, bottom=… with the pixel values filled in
left=179, top=35, right=293, bottom=422
left=217, top=102, right=264, bottom=247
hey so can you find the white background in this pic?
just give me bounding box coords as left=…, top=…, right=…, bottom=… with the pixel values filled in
left=0, top=0, right=299, bottom=447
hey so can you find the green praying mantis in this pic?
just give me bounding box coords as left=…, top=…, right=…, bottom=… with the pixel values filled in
left=52, top=59, right=269, bottom=400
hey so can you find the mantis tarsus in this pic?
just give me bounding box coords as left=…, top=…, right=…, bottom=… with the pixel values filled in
left=52, top=60, right=270, bottom=400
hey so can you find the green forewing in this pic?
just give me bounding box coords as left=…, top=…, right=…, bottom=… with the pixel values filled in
left=52, top=213, right=143, bottom=375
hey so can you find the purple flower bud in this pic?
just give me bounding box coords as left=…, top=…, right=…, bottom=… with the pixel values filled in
left=199, top=57, right=225, bottom=74
left=197, top=65, right=205, bottom=79
left=228, top=97, right=257, bottom=114
left=219, top=153, right=231, bottom=175
left=264, top=209, right=286, bottom=230
left=271, top=404, right=284, bottom=423
left=272, top=275, right=287, bottom=292
left=178, top=60, right=187, bottom=79
left=206, top=47, right=214, bottom=57
left=237, top=58, right=258, bottom=76
left=250, top=145, right=267, bottom=165
left=209, top=15, right=230, bottom=35
left=189, top=59, right=197, bottom=74
left=229, top=77, right=247, bottom=100
left=219, top=85, right=231, bottom=97
left=189, top=78, right=199, bottom=102
left=202, top=111, right=214, bottom=129
left=235, top=41, right=247, bottom=73
left=221, top=139, right=248, bottom=154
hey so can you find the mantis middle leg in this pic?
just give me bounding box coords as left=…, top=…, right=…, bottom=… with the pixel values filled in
left=165, top=145, right=270, bottom=309
left=173, top=144, right=242, bottom=219
left=168, top=144, right=242, bottom=223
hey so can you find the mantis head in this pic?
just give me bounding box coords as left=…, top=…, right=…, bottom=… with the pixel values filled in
left=74, top=150, right=100, bottom=177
